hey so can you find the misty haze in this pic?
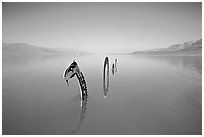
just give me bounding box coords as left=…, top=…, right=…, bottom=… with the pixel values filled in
left=2, top=2, right=202, bottom=135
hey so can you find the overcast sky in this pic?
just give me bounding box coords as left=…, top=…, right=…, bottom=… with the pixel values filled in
left=2, top=2, right=202, bottom=54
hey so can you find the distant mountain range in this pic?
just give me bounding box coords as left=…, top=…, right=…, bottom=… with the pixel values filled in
left=2, top=42, right=90, bottom=59
left=132, top=39, right=202, bottom=55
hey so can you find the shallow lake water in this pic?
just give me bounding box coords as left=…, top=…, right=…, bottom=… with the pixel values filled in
left=2, top=54, right=202, bottom=135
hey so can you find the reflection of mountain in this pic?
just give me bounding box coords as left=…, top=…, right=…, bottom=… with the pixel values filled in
left=52, top=47, right=91, bottom=56
left=132, top=39, right=202, bottom=55
left=152, top=56, right=202, bottom=74
left=2, top=42, right=90, bottom=63
left=133, top=55, right=202, bottom=74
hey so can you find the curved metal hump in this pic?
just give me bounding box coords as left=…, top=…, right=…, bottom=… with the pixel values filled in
left=103, top=57, right=109, bottom=97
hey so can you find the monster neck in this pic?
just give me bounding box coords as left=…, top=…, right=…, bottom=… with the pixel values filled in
left=76, top=72, right=88, bottom=98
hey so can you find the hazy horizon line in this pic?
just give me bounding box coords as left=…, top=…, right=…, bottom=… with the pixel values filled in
left=2, top=37, right=202, bottom=54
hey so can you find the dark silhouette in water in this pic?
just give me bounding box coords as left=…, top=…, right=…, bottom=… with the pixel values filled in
left=112, top=63, right=115, bottom=75
left=115, top=59, right=117, bottom=72
left=103, top=57, right=109, bottom=98
left=71, top=96, right=88, bottom=134
left=63, top=60, right=88, bottom=99
left=111, top=59, right=118, bottom=75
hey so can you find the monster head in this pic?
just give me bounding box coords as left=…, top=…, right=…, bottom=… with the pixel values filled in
left=63, top=60, right=80, bottom=83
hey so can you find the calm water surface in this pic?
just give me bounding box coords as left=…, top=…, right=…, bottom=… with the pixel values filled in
left=2, top=55, right=202, bottom=135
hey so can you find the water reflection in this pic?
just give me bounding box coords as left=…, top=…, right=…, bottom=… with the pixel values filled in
left=72, top=96, right=88, bottom=134
left=131, top=55, right=202, bottom=74
left=3, top=54, right=65, bottom=67
left=156, top=56, right=202, bottom=74
left=103, top=57, right=109, bottom=98
left=3, top=54, right=201, bottom=134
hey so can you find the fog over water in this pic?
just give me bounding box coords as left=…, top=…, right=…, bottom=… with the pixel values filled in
left=2, top=2, right=202, bottom=135
left=2, top=54, right=202, bottom=135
